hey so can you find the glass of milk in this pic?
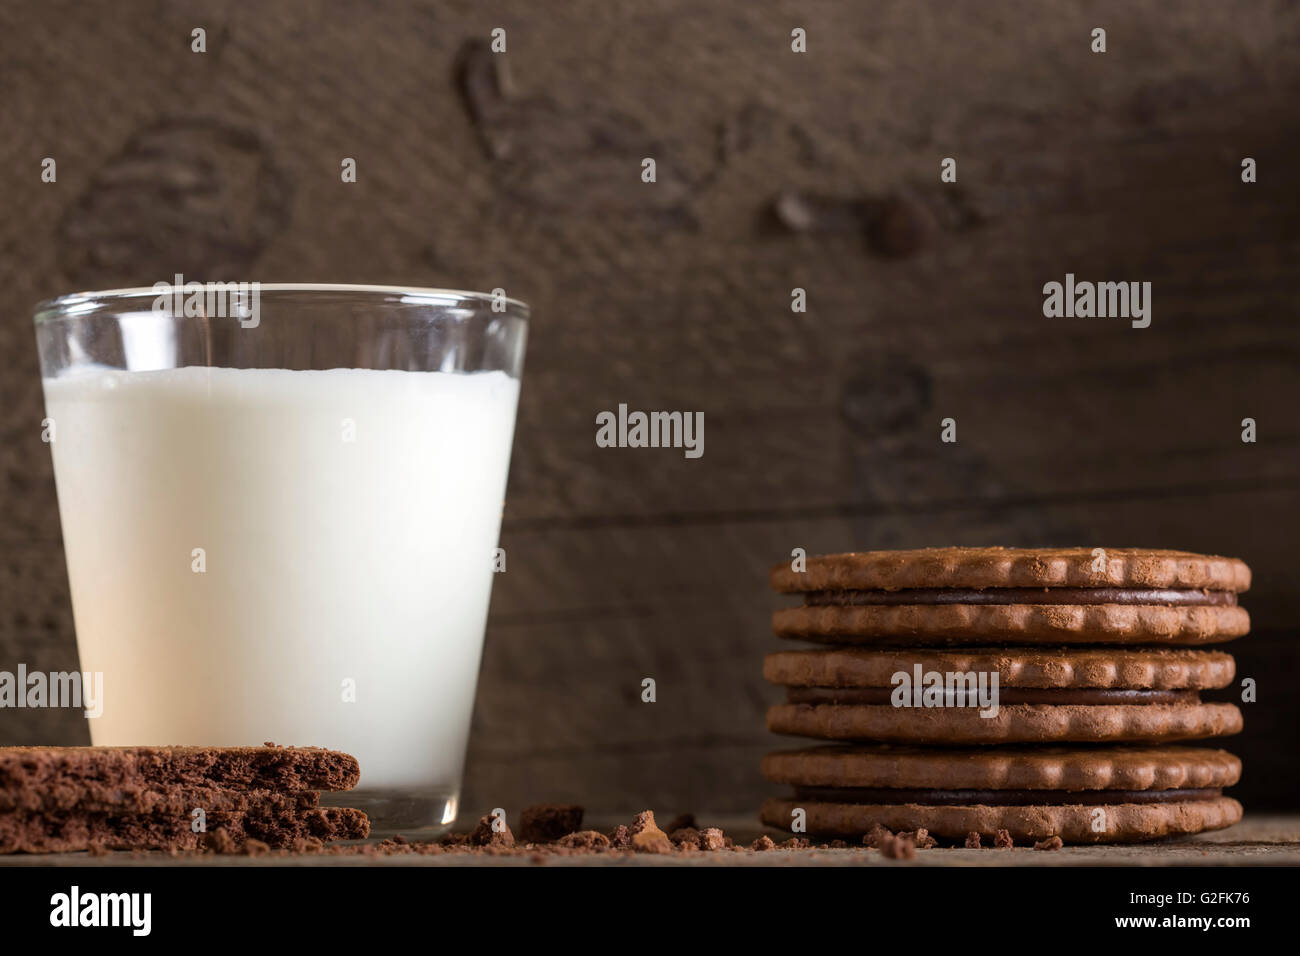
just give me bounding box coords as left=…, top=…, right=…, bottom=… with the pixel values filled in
left=34, top=284, right=527, bottom=833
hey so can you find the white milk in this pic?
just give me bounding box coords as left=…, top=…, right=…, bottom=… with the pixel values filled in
left=43, top=366, right=519, bottom=799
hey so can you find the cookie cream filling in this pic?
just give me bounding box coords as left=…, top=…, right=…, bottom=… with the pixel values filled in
left=790, top=786, right=1224, bottom=806
left=785, top=687, right=1202, bottom=706
left=802, top=588, right=1237, bottom=607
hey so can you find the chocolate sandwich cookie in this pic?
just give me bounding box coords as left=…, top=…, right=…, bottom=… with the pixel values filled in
left=765, top=647, right=1242, bottom=744
left=771, top=548, right=1251, bottom=645
left=760, top=744, right=1243, bottom=843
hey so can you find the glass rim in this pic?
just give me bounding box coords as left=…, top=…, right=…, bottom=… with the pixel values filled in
left=33, top=283, right=531, bottom=324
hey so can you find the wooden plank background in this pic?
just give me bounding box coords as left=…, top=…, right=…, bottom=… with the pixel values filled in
left=1, top=0, right=1298, bottom=817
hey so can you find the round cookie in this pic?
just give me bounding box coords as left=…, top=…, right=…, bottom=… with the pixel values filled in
left=770, top=547, right=1252, bottom=593
left=772, top=603, right=1249, bottom=645
left=764, top=647, right=1237, bottom=690
left=767, top=700, right=1242, bottom=744
left=760, top=796, right=1242, bottom=844
left=759, top=744, right=1243, bottom=843
left=761, top=745, right=1242, bottom=791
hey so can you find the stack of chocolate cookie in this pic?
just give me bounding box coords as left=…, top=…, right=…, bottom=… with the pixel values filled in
left=0, top=745, right=370, bottom=853
left=760, top=548, right=1250, bottom=844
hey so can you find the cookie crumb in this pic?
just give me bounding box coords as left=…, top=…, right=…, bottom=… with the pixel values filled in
left=631, top=828, right=673, bottom=854
left=862, top=824, right=893, bottom=848
left=201, top=828, right=238, bottom=854
left=629, top=810, right=658, bottom=835
left=780, top=837, right=809, bottom=850
left=608, top=824, right=632, bottom=848
left=896, top=829, right=935, bottom=850
left=468, top=814, right=516, bottom=848
left=557, top=830, right=610, bottom=849
left=87, top=843, right=111, bottom=857
left=751, top=835, right=776, bottom=851
left=964, top=832, right=981, bottom=849
left=994, top=829, right=1014, bottom=849
left=668, top=827, right=701, bottom=848
left=699, top=828, right=726, bottom=851
left=879, top=834, right=916, bottom=860
left=628, top=811, right=672, bottom=854
left=1033, top=835, right=1064, bottom=851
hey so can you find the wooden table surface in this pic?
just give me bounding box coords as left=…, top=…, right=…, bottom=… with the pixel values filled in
left=2, top=814, right=1296, bottom=867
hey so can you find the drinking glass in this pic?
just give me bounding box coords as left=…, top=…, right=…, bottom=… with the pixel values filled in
left=34, top=283, right=528, bottom=833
